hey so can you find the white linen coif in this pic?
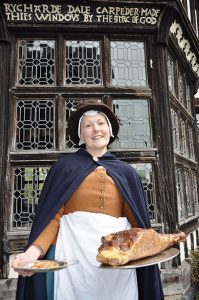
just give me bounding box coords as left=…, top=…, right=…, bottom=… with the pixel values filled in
left=78, top=110, right=114, bottom=145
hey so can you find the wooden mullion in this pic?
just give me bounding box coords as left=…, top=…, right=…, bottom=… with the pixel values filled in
left=58, top=34, right=64, bottom=86
left=103, top=35, right=111, bottom=88
left=56, top=94, right=66, bottom=151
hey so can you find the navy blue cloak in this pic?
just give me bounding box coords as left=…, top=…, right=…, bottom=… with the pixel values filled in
left=16, top=149, right=164, bottom=300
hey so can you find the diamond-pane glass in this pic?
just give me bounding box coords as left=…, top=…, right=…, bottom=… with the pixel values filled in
left=18, top=40, right=55, bottom=85
left=16, top=100, right=54, bottom=150
left=65, top=41, right=101, bottom=85
left=167, top=55, right=175, bottom=94
left=111, top=99, right=152, bottom=149
left=132, top=163, right=157, bottom=223
left=12, top=167, right=50, bottom=229
left=111, top=41, right=146, bottom=87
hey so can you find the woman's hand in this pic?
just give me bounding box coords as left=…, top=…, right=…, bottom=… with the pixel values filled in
left=12, top=244, right=43, bottom=277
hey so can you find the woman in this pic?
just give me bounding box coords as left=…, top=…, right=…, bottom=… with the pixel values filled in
left=14, top=100, right=164, bottom=300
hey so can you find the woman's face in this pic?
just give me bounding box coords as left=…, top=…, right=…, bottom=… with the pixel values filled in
left=80, top=113, right=111, bottom=153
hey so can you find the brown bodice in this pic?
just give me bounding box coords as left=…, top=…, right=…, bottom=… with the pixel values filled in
left=33, top=167, right=137, bottom=254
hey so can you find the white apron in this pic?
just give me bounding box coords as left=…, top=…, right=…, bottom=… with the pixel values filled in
left=54, top=211, right=138, bottom=300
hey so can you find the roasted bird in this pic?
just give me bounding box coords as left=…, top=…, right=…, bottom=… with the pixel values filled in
left=96, top=228, right=186, bottom=266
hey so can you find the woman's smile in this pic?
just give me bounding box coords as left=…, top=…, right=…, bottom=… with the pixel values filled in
left=93, top=135, right=103, bottom=139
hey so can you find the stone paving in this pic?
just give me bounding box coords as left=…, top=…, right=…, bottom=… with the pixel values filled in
left=0, top=279, right=17, bottom=300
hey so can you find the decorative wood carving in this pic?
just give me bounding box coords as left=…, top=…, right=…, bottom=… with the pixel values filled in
left=170, top=20, right=199, bottom=77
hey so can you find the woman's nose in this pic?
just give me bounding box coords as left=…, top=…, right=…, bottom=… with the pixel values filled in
left=93, top=124, right=100, bottom=131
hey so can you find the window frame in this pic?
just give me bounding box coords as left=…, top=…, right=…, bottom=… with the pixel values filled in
left=7, top=31, right=160, bottom=241
left=166, top=48, right=199, bottom=225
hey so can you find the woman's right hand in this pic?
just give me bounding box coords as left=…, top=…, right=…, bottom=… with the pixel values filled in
left=12, top=244, right=43, bottom=277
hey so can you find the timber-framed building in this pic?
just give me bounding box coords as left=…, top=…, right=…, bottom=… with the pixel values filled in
left=0, top=0, right=199, bottom=298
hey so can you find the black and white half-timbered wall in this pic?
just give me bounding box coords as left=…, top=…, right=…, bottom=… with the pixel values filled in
left=0, top=0, right=199, bottom=298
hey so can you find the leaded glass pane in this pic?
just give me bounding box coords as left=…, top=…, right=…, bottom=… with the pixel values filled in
left=192, top=172, right=199, bottom=214
left=65, top=99, right=81, bottom=148
left=111, top=99, right=152, bottom=149
left=16, top=100, right=54, bottom=150
left=12, top=166, right=50, bottom=230
left=185, top=170, right=194, bottom=217
left=188, top=126, right=195, bottom=160
left=175, top=167, right=185, bottom=221
left=171, top=108, right=180, bottom=152
left=178, top=71, right=185, bottom=106
left=17, top=40, right=55, bottom=85
left=167, top=55, right=175, bottom=94
left=132, top=163, right=157, bottom=223
left=186, top=84, right=192, bottom=114
left=65, top=41, right=101, bottom=85
left=111, top=41, right=146, bottom=87
left=196, top=114, right=199, bottom=140
left=180, top=119, right=188, bottom=156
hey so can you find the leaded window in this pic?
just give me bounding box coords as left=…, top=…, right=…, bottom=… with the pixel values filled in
left=11, top=162, right=156, bottom=231
left=167, top=53, right=193, bottom=116
left=167, top=51, right=198, bottom=224
left=171, top=108, right=180, bottom=152
left=15, top=100, right=54, bottom=150
left=17, top=40, right=55, bottom=85
left=65, top=41, right=101, bottom=85
left=111, top=99, right=152, bottom=149
left=65, top=99, right=80, bottom=148
left=11, top=36, right=155, bottom=235
left=185, top=170, right=194, bottom=217
left=132, top=163, right=157, bottom=223
left=178, top=120, right=195, bottom=160
left=196, top=113, right=199, bottom=140
left=177, top=73, right=193, bottom=114
left=12, top=166, right=50, bottom=230
left=175, top=167, right=185, bottom=221
left=186, top=84, right=191, bottom=114
left=178, top=71, right=185, bottom=106
left=180, top=0, right=199, bottom=35
left=180, top=119, right=188, bottom=156
left=192, top=172, right=199, bottom=214
left=175, top=167, right=198, bottom=222
left=111, top=41, right=146, bottom=87
left=188, top=126, right=195, bottom=160
left=14, top=97, right=153, bottom=152
left=170, top=109, right=195, bottom=160
left=167, top=54, right=175, bottom=94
